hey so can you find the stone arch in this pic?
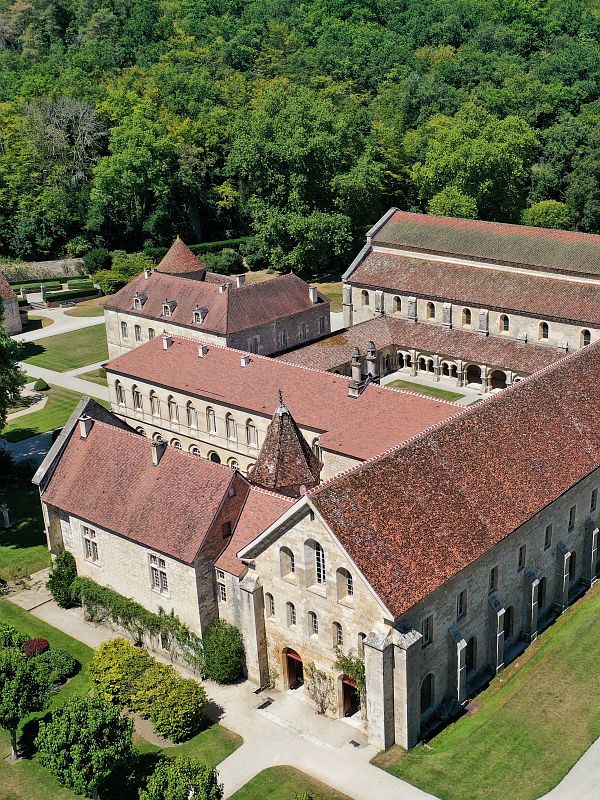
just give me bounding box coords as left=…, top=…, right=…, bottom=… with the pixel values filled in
left=189, top=444, right=201, bottom=455
left=283, top=647, right=303, bottom=689
left=441, top=362, right=450, bottom=377
left=361, top=290, right=369, bottom=306
left=304, top=539, right=326, bottom=586
left=427, top=358, right=434, bottom=373
left=426, top=302, right=436, bottom=319
left=539, top=321, right=549, bottom=340
left=418, top=357, right=427, bottom=371
left=462, top=308, right=472, bottom=326
left=450, top=364, right=458, bottom=378
left=135, top=427, right=146, bottom=436
left=280, top=546, right=295, bottom=578
left=490, top=370, right=507, bottom=390
left=208, top=451, right=221, bottom=464
left=152, top=432, right=164, bottom=443
left=466, top=364, right=482, bottom=385
left=336, top=568, right=354, bottom=602
left=392, top=296, right=402, bottom=313
left=581, top=329, right=591, bottom=347
left=170, top=438, right=182, bottom=450
left=500, top=314, right=510, bottom=332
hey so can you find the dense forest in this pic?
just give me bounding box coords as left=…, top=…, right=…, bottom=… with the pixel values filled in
left=0, top=0, right=599, bottom=277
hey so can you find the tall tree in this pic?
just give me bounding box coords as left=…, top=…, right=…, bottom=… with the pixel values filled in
left=0, top=308, right=26, bottom=431
left=0, top=647, right=49, bottom=759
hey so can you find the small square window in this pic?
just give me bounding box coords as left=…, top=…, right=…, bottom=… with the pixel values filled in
left=544, top=525, right=552, bottom=550
left=568, top=505, right=576, bottom=531
left=489, top=566, right=498, bottom=594
left=590, top=489, right=597, bottom=513
left=518, top=544, right=526, bottom=571
left=421, top=615, right=433, bottom=646
left=216, top=569, right=225, bottom=581
left=456, top=590, right=467, bottom=620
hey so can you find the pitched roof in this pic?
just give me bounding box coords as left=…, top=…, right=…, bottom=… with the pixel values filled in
left=106, top=335, right=462, bottom=460
left=42, top=418, right=247, bottom=564
left=104, top=271, right=328, bottom=336
left=249, top=397, right=322, bottom=495
left=348, top=250, right=600, bottom=326
left=0, top=272, right=17, bottom=302
left=371, top=209, right=600, bottom=278
left=309, top=341, right=600, bottom=618
left=156, top=237, right=207, bottom=277
left=278, top=317, right=566, bottom=375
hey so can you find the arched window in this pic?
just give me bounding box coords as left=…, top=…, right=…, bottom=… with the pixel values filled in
left=209, top=452, right=221, bottom=464
left=286, top=602, right=296, bottom=626
left=280, top=546, right=295, bottom=578
left=132, top=385, right=143, bottom=411
left=265, top=593, right=275, bottom=618
left=312, top=439, right=322, bottom=462
left=115, top=381, right=125, bottom=405
left=500, top=315, right=510, bottom=332
left=361, top=290, right=369, bottom=307
left=393, top=296, right=402, bottom=313
left=315, top=542, right=326, bottom=585
left=135, top=427, right=146, bottom=436
left=134, top=324, right=142, bottom=342
left=150, top=391, right=160, bottom=417
left=420, top=673, right=434, bottom=714
left=426, top=302, right=436, bottom=319
left=206, top=406, right=217, bottom=434
left=120, top=321, right=128, bottom=338
left=226, top=413, right=237, bottom=441
left=189, top=445, right=201, bottom=456
left=228, top=459, right=239, bottom=470
left=539, top=321, right=549, bottom=339
left=246, top=463, right=255, bottom=476
left=167, top=395, right=178, bottom=422
left=152, top=432, right=164, bottom=443
left=462, top=308, right=472, bottom=326
left=336, top=568, right=354, bottom=602
left=419, top=357, right=426, bottom=371
left=333, top=621, right=343, bottom=647
left=162, top=303, right=171, bottom=317
left=581, top=329, right=591, bottom=347
left=308, top=611, right=319, bottom=637
left=358, top=632, right=366, bottom=656
left=186, top=401, right=198, bottom=428
left=148, top=328, right=155, bottom=340
left=170, top=439, right=182, bottom=450
left=246, top=420, right=258, bottom=448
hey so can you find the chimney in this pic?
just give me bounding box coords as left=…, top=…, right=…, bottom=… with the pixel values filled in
left=144, top=269, right=150, bottom=279
left=240, top=355, right=251, bottom=367
left=309, top=286, right=318, bottom=304
left=236, top=274, right=246, bottom=288
left=366, top=340, right=379, bottom=379
left=78, top=415, right=93, bottom=439
left=162, top=334, right=173, bottom=350
left=151, top=440, right=166, bottom=466
left=351, top=347, right=362, bottom=383
left=198, top=344, right=208, bottom=358
left=219, top=283, right=228, bottom=294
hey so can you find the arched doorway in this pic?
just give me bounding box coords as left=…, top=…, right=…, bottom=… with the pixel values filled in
left=441, top=362, right=450, bottom=376
left=466, top=364, right=482, bottom=385
left=285, top=648, right=303, bottom=689
left=466, top=636, right=477, bottom=674
left=490, top=370, right=507, bottom=390
left=342, top=676, right=360, bottom=717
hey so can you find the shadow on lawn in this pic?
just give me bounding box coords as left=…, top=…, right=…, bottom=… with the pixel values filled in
left=19, top=341, right=46, bottom=361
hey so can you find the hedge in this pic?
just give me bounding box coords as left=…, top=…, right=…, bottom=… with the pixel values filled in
left=144, top=237, right=250, bottom=263
left=32, top=647, right=78, bottom=685
left=47, top=550, right=78, bottom=608
left=45, top=287, right=98, bottom=302
left=202, top=620, right=245, bottom=683
left=66, top=279, right=94, bottom=290
left=10, top=278, right=64, bottom=288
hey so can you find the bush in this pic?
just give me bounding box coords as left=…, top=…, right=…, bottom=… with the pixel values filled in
left=93, top=269, right=128, bottom=295
left=89, top=638, right=154, bottom=705
left=240, top=237, right=266, bottom=270
left=203, top=248, right=244, bottom=275
left=522, top=200, right=571, bottom=230
left=47, top=550, right=77, bottom=608
left=66, top=279, right=94, bottom=290
left=0, top=624, right=29, bottom=650
left=83, top=247, right=112, bottom=274
left=202, top=620, right=245, bottom=684
left=33, top=378, right=49, bottom=391
left=32, top=647, right=78, bottom=685
left=148, top=676, right=207, bottom=742
left=45, top=287, right=98, bottom=302
left=129, top=662, right=178, bottom=717
left=111, top=250, right=154, bottom=279
left=24, top=638, right=49, bottom=658
left=139, top=755, right=223, bottom=800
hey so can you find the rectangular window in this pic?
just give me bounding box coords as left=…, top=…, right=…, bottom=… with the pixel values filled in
left=120, top=321, right=128, bottom=338
left=518, top=544, right=526, bottom=571
left=421, top=615, right=433, bottom=646
left=83, top=527, right=98, bottom=562
left=150, top=554, right=168, bottom=595
left=226, top=416, right=237, bottom=441
left=148, top=328, right=155, bottom=340
left=544, top=524, right=552, bottom=550
left=134, top=325, right=142, bottom=342
left=218, top=583, right=227, bottom=602
left=299, top=322, right=308, bottom=342
left=319, top=316, right=326, bottom=334
left=568, top=505, right=576, bottom=531
left=277, top=330, right=288, bottom=348
left=216, top=569, right=225, bottom=581
left=591, top=489, right=598, bottom=513
left=247, top=337, right=259, bottom=354
left=456, top=590, right=467, bottom=620
left=489, top=566, right=498, bottom=594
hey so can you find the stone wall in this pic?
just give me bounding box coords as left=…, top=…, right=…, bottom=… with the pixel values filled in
left=2, top=297, right=22, bottom=334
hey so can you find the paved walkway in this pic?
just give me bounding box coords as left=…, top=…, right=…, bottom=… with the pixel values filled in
left=14, top=307, right=104, bottom=343
left=4, top=580, right=599, bottom=800
left=18, top=362, right=109, bottom=401
left=380, top=368, right=486, bottom=406
left=0, top=431, right=54, bottom=463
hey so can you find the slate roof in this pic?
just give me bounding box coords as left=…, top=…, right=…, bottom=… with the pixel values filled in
left=348, top=250, right=600, bottom=326
left=371, top=209, right=600, bottom=278
left=0, top=273, right=17, bottom=301
left=105, top=271, right=328, bottom=336
left=309, top=341, right=600, bottom=618
left=249, top=397, right=322, bottom=495
left=278, top=317, right=566, bottom=375
left=106, top=335, right=462, bottom=460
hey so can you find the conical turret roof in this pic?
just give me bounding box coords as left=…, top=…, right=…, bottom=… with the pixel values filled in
left=249, top=393, right=322, bottom=497
left=156, top=236, right=207, bottom=278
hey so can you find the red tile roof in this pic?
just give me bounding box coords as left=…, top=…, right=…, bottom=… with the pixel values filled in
left=373, top=210, right=600, bottom=278
left=106, top=335, right=462, bottom=460
left=0, top=272, right=17, bottom=302
left=215, top=487, right=294, bottom=576
left=349, top=250, right=600, bottom=326
left=105, top=272, right=328, bottom=336
left=310, top=341, right=600, bottom=618
left=42, top=419, right=247, bottom=564
left=249, top=398, right=321, bottom=495
left=278, top=317, right=566, bottom=375
left=156, top=237, right=207, bottom=277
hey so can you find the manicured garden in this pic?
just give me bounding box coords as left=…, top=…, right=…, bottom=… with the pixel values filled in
left=230, top=766, right=352, bottom=799
left=372, top=581, right=600, bottom=800
left=387, top=379, right=465, bottom=402
left=20, top=324, right=108, bottom=372
left=63, top=297, right=106, bottom=318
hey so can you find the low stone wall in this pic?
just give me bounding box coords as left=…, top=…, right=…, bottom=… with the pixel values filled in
left=1, top=257, right=85, bottom=282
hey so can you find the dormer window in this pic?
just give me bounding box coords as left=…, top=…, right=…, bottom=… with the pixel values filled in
left=133, top=292, right=147, bottom=311
left=193, top=306, right=208, bottom=325
left=162, top=299, right=177, bottom=317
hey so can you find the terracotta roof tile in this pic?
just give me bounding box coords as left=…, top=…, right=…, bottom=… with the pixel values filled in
left=279, top=317, right=566, bottom=375
left=310, top=341, right=600, bottom=618
left=107, top=336, right=462, bottom=460
left=350, top=250, right=600, bottom=326
left=0, top=273, right=17, bottom=302
left=156, top=237, right=207, bottom=277
left=374, top=210, right=600, bottom=277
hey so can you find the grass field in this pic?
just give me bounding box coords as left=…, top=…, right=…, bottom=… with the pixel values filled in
left=386, top=379, right=464, bottom=402
left=20, top=324, right=108, bottom=371
left=63, top=297, right=106, bottom=317
left=0, top=601, right=242, bottom=800
left=0, top=482, right=49, bottom=581
left=230, top=766, right=352, bottom=800
left=372, top=581, right=600, bottom=800
left=78, top=367, right=108, bottom=387
left=2, top=385, right=109, bottom=442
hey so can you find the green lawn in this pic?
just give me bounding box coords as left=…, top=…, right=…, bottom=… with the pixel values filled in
left=2, top=385, right=109, bottom=442
left=63, top=297, right=106, bottom=317
left=21, top=315, right=54, bottom=333
left=78, top=367, right=108, bottom=387
left=0, top=601, right=242, bottom=800
left=20, top=324, right=108, bottom=371
left=314, top=280, right=343, bottom=312
left=0, top=481, right=49, bottom=581
left=231, top=766, right=351, bottom=800
left=386, top=379, right=464, bottom=402
left=372, top=581, right=600, bottom=800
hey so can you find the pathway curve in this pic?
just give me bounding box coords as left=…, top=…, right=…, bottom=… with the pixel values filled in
left=17, top=362, right=109, bottom=401
left=13, top=308, right=105, bottom=343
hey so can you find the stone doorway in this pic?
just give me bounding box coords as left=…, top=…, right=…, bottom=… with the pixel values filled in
left=342, top=677, right=360, bottom=717
left=285, top=649, right=304, bottom=689
left=490, top=370, right=507, bottom=390
left=466, top=364, right=482, bottom=385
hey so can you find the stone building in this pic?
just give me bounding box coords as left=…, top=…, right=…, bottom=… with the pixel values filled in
left=342, top=210, right=600, bottom=357
left=0, top=272, right=22, bottom=334
left=104, top=237, right=330, bottom=359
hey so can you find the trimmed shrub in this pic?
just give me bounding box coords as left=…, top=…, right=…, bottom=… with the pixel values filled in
left=83, top=247, right=112, bottom=274
left=202, top=620, right=245, bottom=684
left=45, top=287, right=98, bottom=302
left=129, top=662, right=178, bottom=717
left=47, top=550, right=77, bottom=608
left=33, top=378, right=49, bottom=391
left=89, top=638, right=154, bottom=705
left=149, top=676, right=207, bottom=742
left=32, top=647, right=78, bottom=685
left=139, top=755, right=223, bottom=800
left=24, top=638, right=49, bottom=658
left=0, top=624, right=29, bottom=650
left=66, top=279, right=94, bottom=290
left=93, top=269, right=128, bottom=295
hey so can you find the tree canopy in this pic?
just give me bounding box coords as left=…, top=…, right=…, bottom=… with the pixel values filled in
left=0, top=0, right=598, bottom=277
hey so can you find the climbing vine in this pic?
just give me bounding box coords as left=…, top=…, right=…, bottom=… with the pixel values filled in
left=334, top=647, right=366, bottom=709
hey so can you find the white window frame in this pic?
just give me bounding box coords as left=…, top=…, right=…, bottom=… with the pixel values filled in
left=120, top=320, right=128, bottom=338
left=83, top=526, right=98, bottom=562
left=150, top=554, right=169, bottom=595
